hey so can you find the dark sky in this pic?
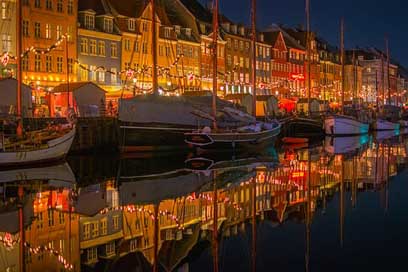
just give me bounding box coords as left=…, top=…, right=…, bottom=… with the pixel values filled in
left=199, top=0, right=407, bottom=66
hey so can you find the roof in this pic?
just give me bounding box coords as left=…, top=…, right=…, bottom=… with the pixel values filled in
left=264, top=24, right=305, bottom=51
left=78, top=0, right=108, bottom=15
left=179, top=0, right=213, bottom=23
left=104, top=0, right=149, bottom=18
left=52, top=82, right=107, bottom=93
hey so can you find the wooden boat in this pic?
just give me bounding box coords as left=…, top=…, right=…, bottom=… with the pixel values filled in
left=184, top=121, right=281, bottom=149
left=324, top=115, right=369, bottom=136
left=282, top=137, right=309, bottom=144
left=372, top=118, right=400, bottom=131
left=0, top=126, right=76, bottom=167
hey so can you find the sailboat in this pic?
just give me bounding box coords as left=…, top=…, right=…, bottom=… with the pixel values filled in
left=324, top=20, right=369, bottom=136
left=0, top=0, right=75, bottom=167
left=184, top=0, right=281, bottom=149
left=371, top=38, right=400, bottom=131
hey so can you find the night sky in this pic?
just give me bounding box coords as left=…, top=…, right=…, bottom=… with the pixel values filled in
left=199, top=0, right=408, bottom=66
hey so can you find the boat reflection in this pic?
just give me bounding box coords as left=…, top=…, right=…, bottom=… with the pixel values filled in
left=0, top=137, right=406, bottom=272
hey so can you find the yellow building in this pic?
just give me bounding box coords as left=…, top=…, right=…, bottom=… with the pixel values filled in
left=21, top=0, right=78, bottom=89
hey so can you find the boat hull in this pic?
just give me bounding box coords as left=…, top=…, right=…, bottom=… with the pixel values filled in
left=372, top=119, right=400, bottom=131
left=184, top=124, right=281, bottom=150
left=399, top=120, right=408, bottom=128
left=324, top=116, right=369, bottom=136
left=0, top=128, right=75, bottom=167
left=119, top=124, right=192, bottom=152
left=324, top=135, right=369, bottom=155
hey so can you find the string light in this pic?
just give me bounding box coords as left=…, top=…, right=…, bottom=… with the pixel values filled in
left=24, top=242, right=74, bottom=270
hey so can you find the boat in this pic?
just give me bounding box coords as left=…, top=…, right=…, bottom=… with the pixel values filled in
left=372, top=118, right=400, bottom=131
left=184, top=121, right=281, bottom=149
left=0, top=126, right=75, bottom=167
left=183, top=0, right=280, bottom=150
left=325, top=114, right=369, bottom=136
left=282, top=137, right=309, bottom=144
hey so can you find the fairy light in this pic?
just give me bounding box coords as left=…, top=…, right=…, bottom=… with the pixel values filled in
left=24, top=242, right=74, bottom=270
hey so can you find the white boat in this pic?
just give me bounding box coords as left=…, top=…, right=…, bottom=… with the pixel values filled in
left=324, top=115, right=369, bottom=136
left=184, top=121, right=281, bottom=149
left=372, top=119, right=400, bottom=131
left=0, top=127, right=76, bottom=167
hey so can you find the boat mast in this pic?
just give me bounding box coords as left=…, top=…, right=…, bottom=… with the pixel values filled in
left=306, top=0, right=311, bottom=116
left=385, top=36, right=391, bottom=105
left=251, top=176, right=257, bottom=272
left=212, top=0, right=219, bottom=129
left=352, top=49, right=356, bottom=103
left=65, top=34, right=70, bottom=110
left=16, top=0, right=23, bottom=137
left=212, top=172, right=219, bottom=272
left=18, top=186, right=25, bottom=272
left=151, top=0, right=158, bottom=96
left=251, top=0, right=257, bottom=117
left=340, top=18, right=345, bottom=115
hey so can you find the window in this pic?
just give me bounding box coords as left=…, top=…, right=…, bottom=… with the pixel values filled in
left=128, top=19, right=135, bottom=31
left=142, top=42, right=147, bottom=54
left=98, top=70, right=105, bottom=82
left=48, top=210, right=54, bottom=226
left=165, top=46, right=170, bottom=57
left=45, top=24, right=51, bottom=39
left=90, top=65, right=96, bottom=81
left=234, top=40, right=238, bottom=50
left=164, top=28, right=171, bottom=38
left=91, top=221, right=99, bottom=237
left=1, top=2, right=7, bottom=20
left=113, top=215, right=119, bottom=230
left=35, top=0, right=40, bottom=8
left=80, top=64, right=88, bottom=81
left=85, top=14, right=94, bottom=29
left=142, top=22, right=148, bottom=32
left=130, top=239, right=137, bottom=252
left=22, top=55, right=28, bottom=71
left=87, top=247, right=97, bottom=262
left=227, top=38, right=231, bottom=49
left=227, top=55, right=231, bottom=66
left=124, top=39, right=131, bottom=51
left=34, top=55, right=41, bottom=71
left=68, top=58, right=73, bottom=73
left=1, top=34, right=11, bottom=52
left=57, top=0, right=63, bottom=12
left=104, top=18, right=113, bottom=33
left=80, top=38, right=88, bottom=54
left=239, top=41, right=243, bottom=51
left=45, top=56, right=52, bottom=72
left=89, top=40, right=96, bottom=55
left=67, top=0, right=73, bottom=15
left=22, top=21, right=29, bottom=36
left=111, top=68, right=117, bottom=83
left=56, top=57, right=63, bottom=72
left=67, top=26, right=73, bottom=42
left=56, top=25, right=62, bottom=40
left=110, top=42, right=117, bottom=57
left=158, top=45, right=163, bottom=56
left=34, top=22, right=41, bottom=38
left=106, top=242, right=115, bottom=256
left=59, top=212, right=64, bottom=224
left=98, top=41, right=105, bottom=56
left=45, top=0, right=52, bottom=10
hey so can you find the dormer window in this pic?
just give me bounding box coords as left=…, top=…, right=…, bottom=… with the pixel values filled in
left=104, top=18, right=113, bottom=33
left=174, top=25, right=181, bottom=35
left=231, top=25, right=237, bottom=34
left=222, top=23, right=230, bottom=32
left=85, top=14, right=95, bottom=29
left=128, top=19, right=135, bottom=31
left=200, top=23, right=206, bottom=34
left=259, top=34, right=264, bottom=42
left=239, top=27, right=245, bottom=36
left=185, top=28, right=191, bottom=37
left=164, top=27, right=171, bottom=38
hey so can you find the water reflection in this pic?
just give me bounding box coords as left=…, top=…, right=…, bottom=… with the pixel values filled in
left=0, top=133, right=407, bottom=272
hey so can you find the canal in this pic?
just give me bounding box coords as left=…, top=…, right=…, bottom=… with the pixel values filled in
left=0, top=132, right=407, bottom=272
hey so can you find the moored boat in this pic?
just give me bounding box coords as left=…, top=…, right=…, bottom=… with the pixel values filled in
left=184, top=121, right=281, bottom=149
left=0, top=126, right=76, bottom=167
left=324, top=115, right=369, bottom=136
left=399, top=120, right=408, bottom=128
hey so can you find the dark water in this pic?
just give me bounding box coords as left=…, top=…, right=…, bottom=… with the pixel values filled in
left=0, top=132, right=407, bottom=272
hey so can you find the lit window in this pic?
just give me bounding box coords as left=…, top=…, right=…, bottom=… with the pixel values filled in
left=45, top=24, right=51, bottom=39
left=110, top=42, right=117, bottom=57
